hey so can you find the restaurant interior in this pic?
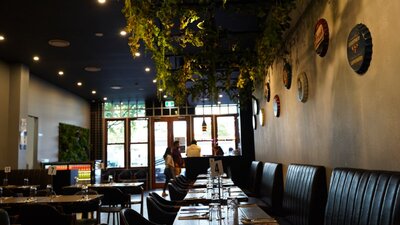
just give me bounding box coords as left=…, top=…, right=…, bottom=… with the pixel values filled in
left=1, top=0, right=400, bottom=224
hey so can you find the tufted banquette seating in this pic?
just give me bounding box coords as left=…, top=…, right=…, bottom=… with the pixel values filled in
left=278, top=164, right=327, bottom=225
left=242, top=161, right=264, bottom=197
left=246, top=162, right=284, bottom=216
left=324, top=168, right=400, bottom=225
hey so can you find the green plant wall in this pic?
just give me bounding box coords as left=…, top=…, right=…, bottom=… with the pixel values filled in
left=59, top=123, right=89, bottom=162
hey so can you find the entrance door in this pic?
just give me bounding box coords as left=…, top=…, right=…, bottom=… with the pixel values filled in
left=152, top=117, right=189, bottom=188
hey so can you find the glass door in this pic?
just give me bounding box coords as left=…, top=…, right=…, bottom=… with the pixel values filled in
left=152, top=117, right=189, bottom=188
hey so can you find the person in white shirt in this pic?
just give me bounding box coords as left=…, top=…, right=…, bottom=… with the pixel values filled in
left=186, top=140, right=201, bottom=157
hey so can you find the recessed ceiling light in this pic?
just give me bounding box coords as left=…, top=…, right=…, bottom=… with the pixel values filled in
left=217, top=101, right=221, bottom=104
left=58, top=71, right=64, bottom=76
left=120, top=30, right=127, bottom=36
left=98, top=0, right=106, bottom=4
left=110, top=85, right=123, bottom=90
left=145, top=67, right=151, bottom=72
left=95, top=32, right=104, bottom=37
left=92, top=90, right=96, bottom=94
left=138, top=88, right=144, bottom=91
left=134, top=52, right=141, bottom=57
left=219, top=94, right=223, bottom=98
left=103, top=97, right=108, bottom=101
left=152, top=79, right=157, bottom=83
left=0, top=35, right=5, bottom=41
left=77, top=82, right=82, bottom=86
left=163, top=95, right=167, bottom=98
left=33, top=56, right=40, bottom=61
left=48, top=39, right=70, bottom=48
left=84, top=67, right=101, bottom=72
left=158, top=88, right=163, bottom=92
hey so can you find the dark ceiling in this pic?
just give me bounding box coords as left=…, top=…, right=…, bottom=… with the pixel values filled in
left=0, top=0, right=259, bottom=104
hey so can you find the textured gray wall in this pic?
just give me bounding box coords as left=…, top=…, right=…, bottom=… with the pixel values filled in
left=253, top=0, right=400, bottom=176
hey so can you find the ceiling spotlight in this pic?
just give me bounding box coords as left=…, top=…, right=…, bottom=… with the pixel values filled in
left=103, top=97, right=108, bottom=101
left=217, top=101, right=221, bottom=104
left=219, top=94, right=223, bottom=98
left=98, top=0, right=106, bottom=4
left=152, top=79, right=157, bottom=83
left=84, top=67, right=101, bottom=72
left=0, top=35, right=5, bottom=41
left=145, top=67, right=151, bottom=72
left=95, top=32, right=104, bottom=37
left=110, top=85, right=122, bottom=90
left=77, top=82, right=82, bottom=86
left=163, top=95, right=168, bottom=98
left=33, top=56, right=40, bottom=61
left=92, top=90, right=96, bottom=94
left=58, top=71, right=64, bottom=76
left=134, top=52, right=141, bottom=57
left=158, top=88, right=163, bottom=92
left=120, top=30, right=127, bottom=36
left=48, top=39, right=70, bottom=47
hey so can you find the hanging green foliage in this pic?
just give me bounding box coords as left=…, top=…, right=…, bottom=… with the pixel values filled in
left=123, top=0, right=296, bottom=105
left=59, top=123, right=90, bottom=162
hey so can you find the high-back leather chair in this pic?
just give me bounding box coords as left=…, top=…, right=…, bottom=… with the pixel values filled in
left=18, top=204, right=76, bottom=225
left=146, top=196, right=177, bottom=225
left=120, top=208, right=161, bottom=225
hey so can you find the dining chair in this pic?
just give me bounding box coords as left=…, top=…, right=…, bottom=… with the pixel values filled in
left=64, top=189, right=101, bottom=225
left=120, top=208, right=162, bottom=225
left=148, top=192, right=188, bottom=207
left=18, top=203, right=76, bottom=225
left=95, top=187, right=130, bottom=225
left=146, top=196, right=177, bottom=225
left=0, top=209, right=10, bottom=225
left=125, top=185, right=144, bottom=215
left=167, top=183, right=187, bottom=201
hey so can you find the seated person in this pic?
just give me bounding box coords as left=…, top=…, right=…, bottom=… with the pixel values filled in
left=186, top=140, right=201, bottom=157
left=212, top=143, right=224, bottom=156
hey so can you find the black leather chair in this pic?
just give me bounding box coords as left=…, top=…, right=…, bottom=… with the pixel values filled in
left=95, top=187, right=130, bottom=225
left=146, top=196, right=177, bottom=225
left=242, top=161, right=263, bottom=196
left=63, top=189, right=100, bottom=225
left=247, top=162, right=283, bottom=216
left=18, top=204, right=76, bottom=225
left=148, top=192, right=188, bottom=207
left=167, top=183, right=187, bottom=201
left=324, top=168, right=400, bottom=225
left=120, top=208, right=162, bottom=225
left=278, top=164, right=327, bottom=225
left=0, top=209, right=10, bottom=225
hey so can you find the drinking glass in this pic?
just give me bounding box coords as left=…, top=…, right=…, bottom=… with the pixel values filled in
left=3, top=178, right=8, bottom=186
left=209, top=203, right=222, bottom=222
left=23, top=178, right=29, bottom=186
left=226, top=197, right=239, bottom=225
left=0, top=187, right=3, bottom=203
left=46, top=184, right=54, bottom=198
left=108, top=175, right=114, bottom=183
left=29, top=186, right=37, bottom=200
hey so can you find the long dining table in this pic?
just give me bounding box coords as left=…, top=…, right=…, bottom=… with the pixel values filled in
left=173, top=204, right=279, bottom=225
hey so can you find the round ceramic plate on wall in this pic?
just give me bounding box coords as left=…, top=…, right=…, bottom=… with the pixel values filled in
left=259, top=108, right=265, bottom=126
left=264, top=75, right=271, bottom=102
left=314, top=18, right=329, bottom=57
left=283, top=62, right=292, bottom=89
left=347, top=23, right=373, bottom=74
left=297, top=72, right=309, bottom=103
left=273, top=95, right=280, bottom=117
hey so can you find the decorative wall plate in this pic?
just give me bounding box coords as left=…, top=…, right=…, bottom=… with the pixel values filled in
left=259, top=108, right=265, bottom=126
left=252, top=115, right=257, bottom=130
left=273, top=95, right=280, bottom=117
left=297, top=72, right=309, bottom=103
left=347, top=23, right=373, bottom=74
left=252, top=96, right=259, bottom=115
left=283, top=62, right=292, bottom=89
left=314, top=18, right=329, bottom=57
left=264, top=77, right=271, bottom=102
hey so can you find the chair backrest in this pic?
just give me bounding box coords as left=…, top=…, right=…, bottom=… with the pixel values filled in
left=120, top=208, right=160, bottom=225
left=18, top=203, right=75, bottom=225
left=325, top=168, right=400, bottom=225
left=146, top=196, right=177, bottom=225
left=281, top=164, right=327, bottom=225
left=94, top=187, right=130, bottom=206
left=0, top=209, right=10, bottom=225
left=167, top=183, right=186, bottom=201
left=258, top=162, right=283, bottom=215
left=248, top=161, right=263, bottom=194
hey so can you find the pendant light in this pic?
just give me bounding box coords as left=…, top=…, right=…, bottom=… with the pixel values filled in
left=201, top=99, right=207, bottom=132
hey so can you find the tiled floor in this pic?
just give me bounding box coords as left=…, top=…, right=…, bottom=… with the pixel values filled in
left=98, top=188, right=166, bottom=225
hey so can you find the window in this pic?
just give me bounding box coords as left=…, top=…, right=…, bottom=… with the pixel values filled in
left=106, top=120, right=125, bottom=168
left=216, top=116, right=237, bottom=155
left=130, top=119, right=149, bottom=167
left=193, top=117, right=213, bottom=156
